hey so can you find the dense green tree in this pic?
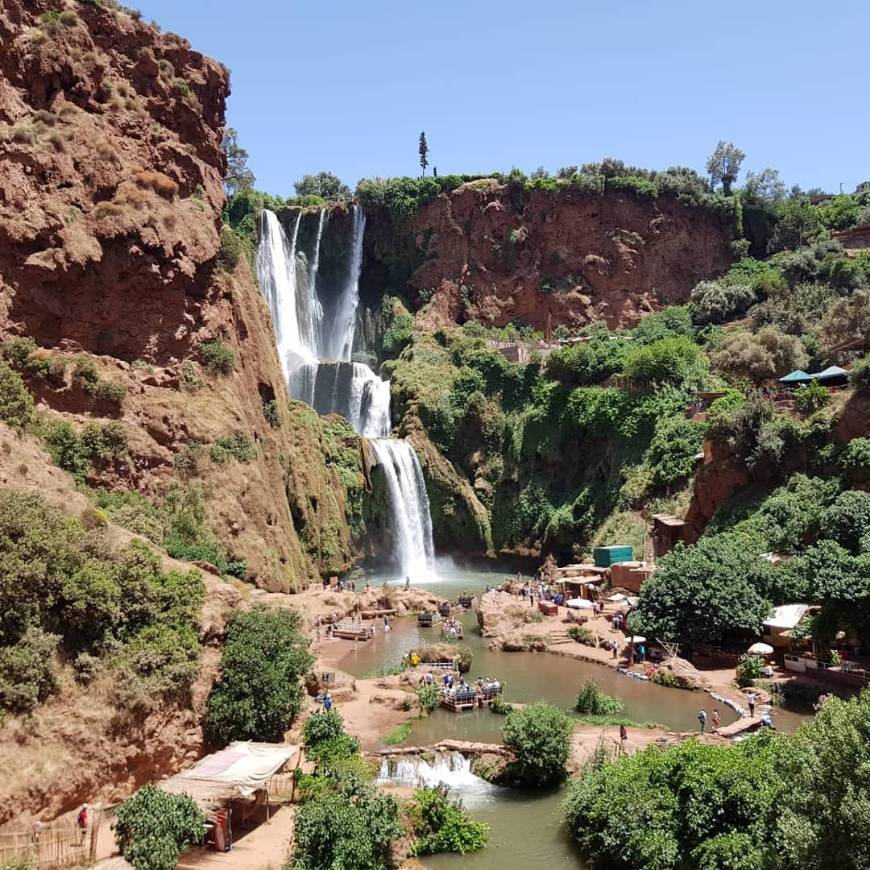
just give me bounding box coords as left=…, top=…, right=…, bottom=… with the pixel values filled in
left=743, top=167, right=786, bottom=204
left=690, top=279, right=756, bottom=324
left=710, top=327, right=809, bottom=382
left=290, top=773, right=403, bottom=870
left=407, top=786, right=489, bottom=856
left=820, top=291, right=870, bottom=351
left=222, top=128, right=255, bottom=199
left=774, top=692, right=870, bottom=869
left=501, top=701, right=573, bottom=786
left=643, top=416, right=706, bottom=488
left=630, top=535, right=773, bottom=649
left=706, top=141, right=745, bottom=195
left=767, top=197, right=823, bottom=253
left=623, top=336, right=707, bottom=389
left=293, top=171, right=351, bottom=201
left=205, top=608, right=313, bottom=745
left=114, top=784, right=206, bottom=870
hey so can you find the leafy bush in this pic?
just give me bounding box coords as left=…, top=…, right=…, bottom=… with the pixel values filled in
left=821, top=490, right=870, bottom=554
left=263, top=398, right=280, bottom=428
left=850, top=356, right=870, bottom=392
left=711, top=326, right=809, bottom=383
left=290, top=773, right=403, bottom=870
left=575, top=681, right=624, bottom=715
left=735, top=653, right=763, bottom=688
left=302, top=708, right=361, bottom=768
left=690, top=279, right=756, bottom=324
left=501, top=701, right=573, bottom=787
left=643, top=416, right=706, bottom=488
left=0, top=627, right=59, bottom=714
left=197, top=340, right=235, bottom=375
left=842, top=437, right=870, bottom=474
left=205, top=608, right=313, bottom=745
left=417, top=682, right=439, bottom=713
left=114, top=784, right=206, bottom=870
left=0, top=360, right=34, bottom=430
left=568, top=625, right=595, bottom=645
left=88, top=379, right=127, bottom=404
left=407, top=785, right=489, bottom=856
left=209, top=433, right=257, bottom=464
left=794, top=380, right=830, bottom=414
left=217, top=225, right=244, bottom=271
left=622, top=336, right=707, bottom=389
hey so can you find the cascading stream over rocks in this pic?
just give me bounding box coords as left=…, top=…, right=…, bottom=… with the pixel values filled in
left=257, top=206, right=436, bottom=579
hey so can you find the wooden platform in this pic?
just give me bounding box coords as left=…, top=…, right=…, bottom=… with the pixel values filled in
left=332, top=623, right=370, bottom=640
left=716, top=716, right=762, bottom=738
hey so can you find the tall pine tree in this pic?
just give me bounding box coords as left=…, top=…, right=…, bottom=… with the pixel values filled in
left=418, top=131, right=429, bottom=177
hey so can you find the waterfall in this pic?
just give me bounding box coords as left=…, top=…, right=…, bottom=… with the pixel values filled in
left=257, top=205, right=437, bottom=580
left=368, top=439, right=435, bottom=581
left=376, top=753, right=496, bottom=805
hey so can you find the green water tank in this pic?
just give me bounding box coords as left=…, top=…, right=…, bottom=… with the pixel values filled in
left=593, top=545, right=634, bottom=567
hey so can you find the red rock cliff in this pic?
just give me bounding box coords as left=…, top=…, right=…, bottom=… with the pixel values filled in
left=363, top=179, right=733, bottom=330
left=0, top=0, right=361, bottom=588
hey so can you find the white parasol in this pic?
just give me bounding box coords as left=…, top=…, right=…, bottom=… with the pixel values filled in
left=566, top=598, right=595, bottom=610
left=747, top=642, right=774, bottom=656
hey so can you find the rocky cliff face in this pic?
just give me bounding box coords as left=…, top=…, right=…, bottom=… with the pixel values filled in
left=0, top=0, right=361, bottom=588
left=362, top=179, right=733, bottom=331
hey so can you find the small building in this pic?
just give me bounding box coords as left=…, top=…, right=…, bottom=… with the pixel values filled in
left=762, top=604, right=810, bottom=648
left=592, top=545, right=634, bottom=568
left=652, top=515, right=689, bottom=558
left=609, top=560, right=655, bottom=594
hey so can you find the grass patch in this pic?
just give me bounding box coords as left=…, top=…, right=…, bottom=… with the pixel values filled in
left=383, top=722, right=412, bottom=746
left=574, top=714, right=662, bottom=728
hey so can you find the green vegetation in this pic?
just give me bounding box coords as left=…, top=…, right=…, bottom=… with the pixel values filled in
left=114, top=784, right=206, bottom=870
left=209, top=433, right=257, bottom=464
left=301, top=709, right=361, bottom=767
left=0, top=360, right=34, bottom=430
left=197, top=339, right=235, bottom=375
left=575, top=681, right=624, bottom=715
left=41, top=419, right=127, bottom=482
left=417, top=682, right=439, bottom=713
left=289, top=770, right=403, bottom=870
left=567, top=625, right=596, bottom=645
left=0, top=490, right=203, bottom=713
left=382, top=722, right=411, bottom=745
left=501, top=701, right=574, bottom=787
left=565, top=691, right=870, bottom=870
left=205, top=608, right=312, bottom=745
left=407, top=785, right=488, bottom=856
left=293, top=171, right=351, bottom=202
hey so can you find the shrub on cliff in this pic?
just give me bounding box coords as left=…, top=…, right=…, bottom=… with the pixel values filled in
left=302, top=709, right=361, bottom=768
left=0, top=627, right=59, bottom=714
left=217, top=225, right=243, bottom=271
left=690, top=279, right=757, bottom=324
left=197, top=339, right=235, bottom=375
left=502, top=701, right=573, bottom=787
left=115, top=784, right=206, bottom=870
left=711, top=327, right=809, bottom=382
left=205, top=608, right=313, bottom=745
left=643, top=416, right=706, bottom=489
left=0, top=360, right=34, bottom=430
left=209, top=433, right=257, bottom=464
left=622, top=336, right=707, bottom=389
left=407, top=785, right=489, bottom=856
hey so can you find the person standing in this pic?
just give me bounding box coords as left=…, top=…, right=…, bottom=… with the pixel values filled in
left=405, top=576, right=410, bottom=590
left=711, top=708, right=720, bottom=732
left=77, top=804, right=89, bottom=844
left=323, top=693, right=333, bottom=712
left=747, top=693, right=756, bottom=718
left=697, top=709, right=707, bottom=733
left=619, top=723, right=628, bottom=751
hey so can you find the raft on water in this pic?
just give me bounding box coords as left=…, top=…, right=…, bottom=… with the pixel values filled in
left=439, top=680, right=503, bottom=712
left=332, top=622, right=371, bottom=640
left=457, top=591, right=475, bottom=608
left=440, top=622, right=464, bottom=640
left=417, top=611, right=441, bottom=627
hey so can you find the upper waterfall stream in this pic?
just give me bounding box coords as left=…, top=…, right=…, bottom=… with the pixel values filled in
left=256, top=206, right=436, bottom=580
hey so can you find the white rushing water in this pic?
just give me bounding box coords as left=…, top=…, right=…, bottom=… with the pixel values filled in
left=376, top=753, right=496, bottom=807
left=368, top=439, right=436, bottom=581
left=257, top=206, right=436, bottom=579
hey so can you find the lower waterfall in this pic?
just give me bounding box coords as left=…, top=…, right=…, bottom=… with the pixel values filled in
left=376, top=753, right=496, bottom=805
left=368, top=438, right=436, bottom=581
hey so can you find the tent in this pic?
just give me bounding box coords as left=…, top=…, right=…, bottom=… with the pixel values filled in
left=160, top=742, right=296, bottom=809
left=779, top=370, right=811, bottom=384
left=811, top=365, right=849, bottom=386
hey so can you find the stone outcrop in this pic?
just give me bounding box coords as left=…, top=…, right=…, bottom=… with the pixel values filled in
left=363, top=179, right=733, bottom=332
left=0, top=0, right=363, bottom=588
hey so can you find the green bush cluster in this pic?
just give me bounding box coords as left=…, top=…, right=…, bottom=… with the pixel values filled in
left=302, top=708, right=361, bottom=768
left=407, top=785, right=489, bottom=856
left=417, top=682, right=439, bottom=713
left=41, top=418, right=127, bottom=482
left=0, top=490, right=203, bottom=713
left=501, top=701, right=573, bottom=787
left=575, top=681, right=624, bottom=715
left=565, top=691, right=870, bottom=870
left=197, top=339, right=235, bottom=375
left=205, top=608, right=312, bottom=745
left=114, top=784, right=205, bottom=870
left=209, top=433, right=257, bottom=464
left=0, top=360, right=34, bottom=430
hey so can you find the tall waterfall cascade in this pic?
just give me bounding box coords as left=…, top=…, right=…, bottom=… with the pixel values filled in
left=256, top=206, right=436, bottom=579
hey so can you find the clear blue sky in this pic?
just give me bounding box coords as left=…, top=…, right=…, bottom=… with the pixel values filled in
left=138, top=0, right=868, bottom=197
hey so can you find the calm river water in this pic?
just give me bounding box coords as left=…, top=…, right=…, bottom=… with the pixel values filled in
left=348, top=561, right=809, bottom=869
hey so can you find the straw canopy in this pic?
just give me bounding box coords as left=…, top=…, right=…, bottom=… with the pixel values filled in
left=748, top=642, right=774, bottom=655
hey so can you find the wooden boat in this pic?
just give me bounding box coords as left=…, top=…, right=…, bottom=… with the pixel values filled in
left=441, top=621, right=464, bottom=640
left=440, top=685, right=478, bottom=712
left=438, top=601, right=452, bottom=617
